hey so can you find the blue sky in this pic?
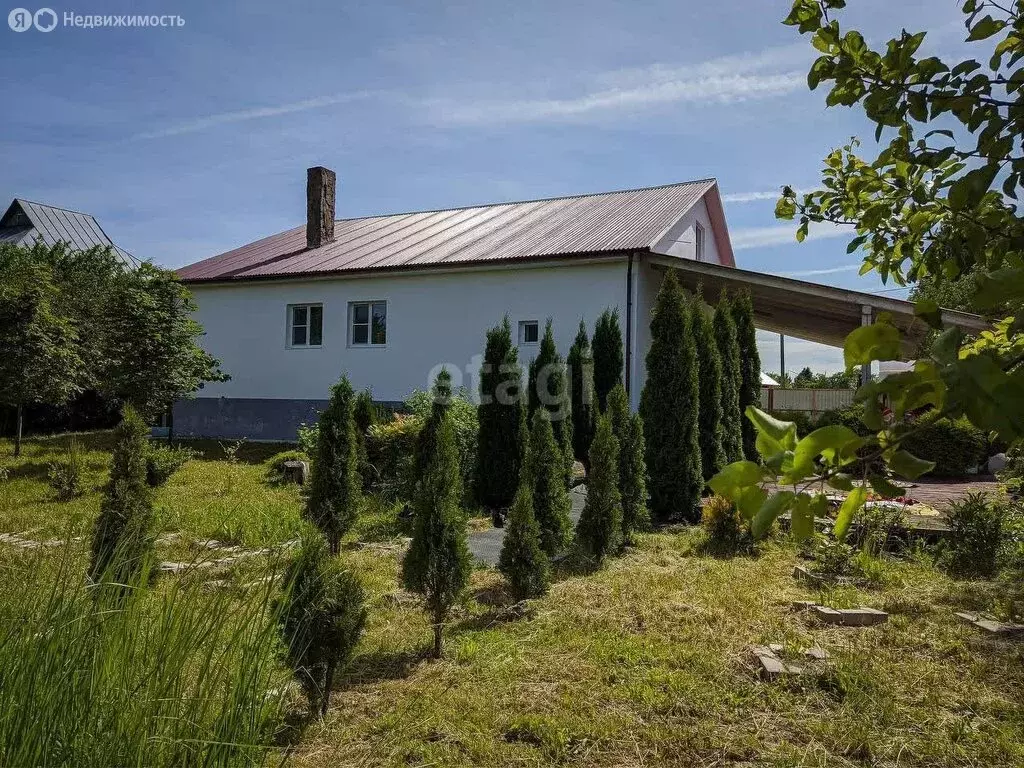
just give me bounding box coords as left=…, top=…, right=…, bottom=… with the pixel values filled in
left=1, top=0, right=969, bottom=372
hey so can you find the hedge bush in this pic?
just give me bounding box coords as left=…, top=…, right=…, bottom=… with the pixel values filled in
left=263, top=449, right=310, bottom=484
left=365, top=414, right=423, bottom=499
left=901, top=415, right=988, bottom=478
left=145, top=444, right=197, bottom=488
left=406, top=384, right=478, bottom=498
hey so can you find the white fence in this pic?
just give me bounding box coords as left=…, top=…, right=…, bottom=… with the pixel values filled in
left=760, top=387, right=855, bottom=414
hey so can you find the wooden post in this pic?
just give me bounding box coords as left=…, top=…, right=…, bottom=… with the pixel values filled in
left=860, top=305, right=874, bottom=387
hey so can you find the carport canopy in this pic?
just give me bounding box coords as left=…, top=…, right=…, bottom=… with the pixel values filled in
left=647, top=254, right=989, bottom=356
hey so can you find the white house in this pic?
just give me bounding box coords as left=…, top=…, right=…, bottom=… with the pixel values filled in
left=174, top=167, right=987, bottom=441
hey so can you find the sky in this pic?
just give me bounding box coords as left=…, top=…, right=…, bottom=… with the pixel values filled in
left=1, top=0, right=970, bottom=373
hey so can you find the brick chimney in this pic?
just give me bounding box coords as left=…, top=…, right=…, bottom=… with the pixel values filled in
left=306, top=166, right=336, bottom=249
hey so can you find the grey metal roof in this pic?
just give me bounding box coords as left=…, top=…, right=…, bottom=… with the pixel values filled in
left=178, top=179, right=726, bottom=282
left=0, top=198, right=136, bottom=263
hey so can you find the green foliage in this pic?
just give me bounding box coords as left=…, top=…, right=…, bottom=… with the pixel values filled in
left=701, top=495, right=747, bottom=555
left=792, top=367, right=859, bottom=389
left=477, top=317, right=527, bottom=509
left=640, top=271, right=703, bottom=523
left=900, top=415, right=988, bottom=478
left=770, top=409, right=818, bottom=439
left=353, top=389, right=378, bottom=489
left=527, top=409, right=573, bottom=556
left=0, top=241, right=226, bottom=452
left=408, top=378, right=479, bottom=498
left=263, top=449, right=310, bottom=484
left=145, top=443, right=197, bottom=487
left=527, top=319, right=574, bottom=488
left=777, top=0, right=1024, bottom=460
left=942, top=492, right=1006, bottom=579
left=88, top=407, right=155, bottom=585
left=47, top=438, right=84, bottom=501
left=592, top=308, right=623, bottom=412
left=0, top=551, right=287, bottom=766
left=297, top=421, right=319, bottom=457
left=279, top=531, right=367, bottom=716
left=576, top=414, right=622, bottom=564
left=567, top=320, right=597, bottom=467
left=692, top=292, right=727, bottom=481
left=305, top=376, right=361, bottom=554
left=499, top=482, right=551, bottom=600
left=620, top=411, right=650, bottom=542
left=366, top=414, right=423, bottom=499
left=0, top=244, right=84, bottom=454
left=606, top=383, right=649, bottom=542
left=402, top=410, right=472, bottom=658
left=713, top=290, right=744, bottom=463
left=730, top=290, right=761, bottom=461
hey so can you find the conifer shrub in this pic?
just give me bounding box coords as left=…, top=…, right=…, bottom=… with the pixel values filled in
left=477, top=317, right=527, bottom=510
left=621, top=412, right=650, bottom=542
left=527, top=409, right=573, bottom=556
left=701, top=494, right=747, bottom=555
left=527, top=319, right=574, bottom=488
left=691, top=292, right=726, bottom=482
left=499, top=481, right=551, bottom=600
left=731, top=289, right=762, bottom=461
left=606, top=383, right=649, bottom=542
left=575, top=414, right=622, bottom=564
left=305, top=376, right=361, bottom=554
left=714, top=289, right=744, bottom=463
left=279, top=531, right=367, bottom=717
left=567, top=319, right=597, bottom=467
left=592, top=308, right=624, bottom=412
left=353, top=389, right=378, bottom=489
left=402, top=398, right=472, bottom=658
left=639, top=270, right=703, bottom=523
left=89, top=406, right=155, bottom=586
left=406, top=378, right=478, bottom=497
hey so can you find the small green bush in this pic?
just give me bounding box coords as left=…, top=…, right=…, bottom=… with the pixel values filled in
left=145, top=443, right=196, bottom=487
left=701, top=495, right=746, bottom=554
left=366, top=414, right=423, bottom=499
left=817, top=404, right=872, bottom=436
left=942, top=492, right=1006, bottom=578
left=47, top=439, right=84, bottom=501
left=901, top=416, right=988, bottom=478
left=264, top=449, right=310, bottom=484
left=770, top=410, right=818, bottom=438
left=297, top=421, right=319, bottom=457
left=405, top=385, right=478, bottom=495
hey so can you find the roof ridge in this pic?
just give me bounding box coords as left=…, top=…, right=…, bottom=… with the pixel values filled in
left=14, top=197, right=101, bottom=219
left=333, top=178, right=718, bottom=223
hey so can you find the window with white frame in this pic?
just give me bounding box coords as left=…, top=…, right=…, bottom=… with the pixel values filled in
left=350, top=301, right=387, bottom=346
left=519, top=320, right=539, bottom=345
left=288, top=304, right=322, bottom=347
left=694, top=222, right=706, bottom=262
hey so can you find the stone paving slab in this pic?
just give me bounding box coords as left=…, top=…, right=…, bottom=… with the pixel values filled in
left=955, top=611, right=1024, bottom=637
left=468, top=486, right=586, bottom=566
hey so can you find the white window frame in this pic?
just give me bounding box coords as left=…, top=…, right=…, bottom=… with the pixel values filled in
left=349, top=300, right=388, bottom=347
left=287, top=303, right=323, bottom=349
left=519, top=320, right=539, bottom=345
left=694, top=222, right=706, bottom=262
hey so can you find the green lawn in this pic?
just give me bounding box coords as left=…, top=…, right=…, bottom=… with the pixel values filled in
left=1, top=432, right=1023, bottom=767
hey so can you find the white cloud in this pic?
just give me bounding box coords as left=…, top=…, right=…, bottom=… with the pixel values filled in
left=130, top=92, right=379, bottom=140
left=721, top=190, right=780, bottom=203
left=730, top=222, right=850, bottom=251
left=428, top=43, right=810, bottom=124
left=778, top=262, right=862, bottom=278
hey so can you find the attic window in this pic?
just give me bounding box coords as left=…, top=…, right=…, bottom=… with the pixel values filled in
left=695, top=222, right=706, bottom=261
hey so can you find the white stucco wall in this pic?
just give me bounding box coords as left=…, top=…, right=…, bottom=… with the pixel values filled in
left=652, top=199, right=722, bottom=264
left=189, top=259, right=634, bottom=405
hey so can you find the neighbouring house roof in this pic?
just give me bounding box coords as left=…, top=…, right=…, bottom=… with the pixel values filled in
left=761, top=372, right=780, bottom=387
left=0, top=198, right=136, bottom=263
left=177, top=179, right=731, bottom=282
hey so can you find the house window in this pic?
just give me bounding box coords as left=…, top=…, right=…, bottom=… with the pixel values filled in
left=288, top=304, right=322, bottom=347
left=695, top=222, right=706, bottom=262
left=519, top=320, right=539, bottom=345
left=350, top=301, right=387, bottom=346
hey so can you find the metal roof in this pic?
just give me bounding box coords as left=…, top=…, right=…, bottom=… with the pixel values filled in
left=0, top=198, right=136, bottom=263
left=178, top=179, right=723, bottom=282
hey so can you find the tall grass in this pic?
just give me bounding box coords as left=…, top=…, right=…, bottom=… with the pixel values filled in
left=0, top=547, right=291, bottom=766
